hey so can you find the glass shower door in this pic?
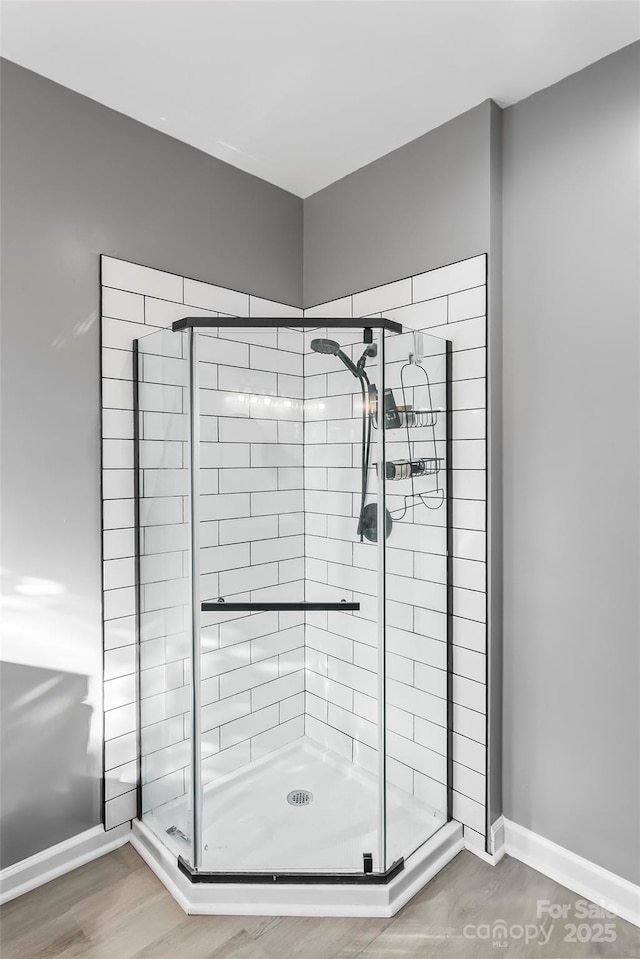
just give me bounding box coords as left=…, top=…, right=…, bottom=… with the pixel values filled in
left=192, top=323, right=385, bottom=874
left=303, top=325, right=385, bottom=874
left=135, top=326, right=195, bottom=865
left=193, top=323, right=307, bottom=873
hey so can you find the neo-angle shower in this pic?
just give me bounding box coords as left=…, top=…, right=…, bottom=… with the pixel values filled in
left=132, top=315, right=454, bottom=910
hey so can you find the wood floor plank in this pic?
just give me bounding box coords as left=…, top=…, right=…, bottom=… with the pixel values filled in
left=134, top=916, right=243, bottom=959
left=69, top=857, right=167, bottom=933
left=131, top=915, right=244, bottom=959
left=244, top=913, right=393, bottom=959
left=208, top=930, right=273, bottom=959
left=81, top=894, right=186, bottom=959
left=28, top=923, right=93, bottom=959
left=0, top=912, right=88, bottom=959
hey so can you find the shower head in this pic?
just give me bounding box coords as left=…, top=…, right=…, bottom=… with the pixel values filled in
left=310, top=337, right=360, bottom=378
left=310, top=337, right=341, bottom=356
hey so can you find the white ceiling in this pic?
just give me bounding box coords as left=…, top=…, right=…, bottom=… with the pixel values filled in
left=2, top=1, right=638, bottom=197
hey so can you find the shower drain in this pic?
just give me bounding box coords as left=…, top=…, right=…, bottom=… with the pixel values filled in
left=287, top=789, right=313, bottom=806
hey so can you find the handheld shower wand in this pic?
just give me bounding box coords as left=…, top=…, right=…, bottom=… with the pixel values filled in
left=310, top=338, right=376, bottom=380
left=310, top=337, right=390, bottom=542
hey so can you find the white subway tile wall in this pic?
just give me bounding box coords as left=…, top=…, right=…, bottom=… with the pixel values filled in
left=101, top=256, right=306, bottom=829
left=136, top=327, right=192, bottom=821
left=101, top=254, right=488, bottom=844
left=301, top=254, right=488, bottom=840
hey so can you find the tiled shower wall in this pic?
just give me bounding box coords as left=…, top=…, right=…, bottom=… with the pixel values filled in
left=196, top=327, right=307, bottom=786
left=101, top=253, right=489, bottom=849
left=301, top=326, right=449, bottom=819
left=101, top=256, right=304, bottom=829
left=135, top=325, right=310, bottom=818
left=135, top=327, right=192, bottom=823
left=301, top=256, right=489, bottom=848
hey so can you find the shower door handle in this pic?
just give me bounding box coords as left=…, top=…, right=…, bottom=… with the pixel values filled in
left=201, top=600, right=360, bottom=612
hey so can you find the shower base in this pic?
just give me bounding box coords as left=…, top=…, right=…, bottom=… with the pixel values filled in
left=153, top=738, right=445, bottom=873
left=131, top=737, right=463, bottom=916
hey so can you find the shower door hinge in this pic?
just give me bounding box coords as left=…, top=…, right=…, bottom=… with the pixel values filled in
left=363, top=852, right=373, bottom=874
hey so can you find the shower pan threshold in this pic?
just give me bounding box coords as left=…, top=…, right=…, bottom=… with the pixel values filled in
left=131, top=738, right=463, bottom=917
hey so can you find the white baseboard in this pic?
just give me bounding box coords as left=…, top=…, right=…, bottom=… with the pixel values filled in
left=490, top=814, right=506, bottom=859
left=0, top=823, right=131, bottom=905
left=463, top=816, right=505, bottom=865
left=504, top=819, right=640, bottom=929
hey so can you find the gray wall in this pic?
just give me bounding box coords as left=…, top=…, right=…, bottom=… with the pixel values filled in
left=502, top=42, right=640, bottom=884
left=0, top=58, right=302, bottom=866
left=303, top=101, right=494, bottom=307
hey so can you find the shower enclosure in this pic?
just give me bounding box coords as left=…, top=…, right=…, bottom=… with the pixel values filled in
left=133, top=316, right=452, bottom=885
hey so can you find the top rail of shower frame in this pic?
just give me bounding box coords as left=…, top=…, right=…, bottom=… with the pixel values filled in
left=171, top=316, right=403, bottom=333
